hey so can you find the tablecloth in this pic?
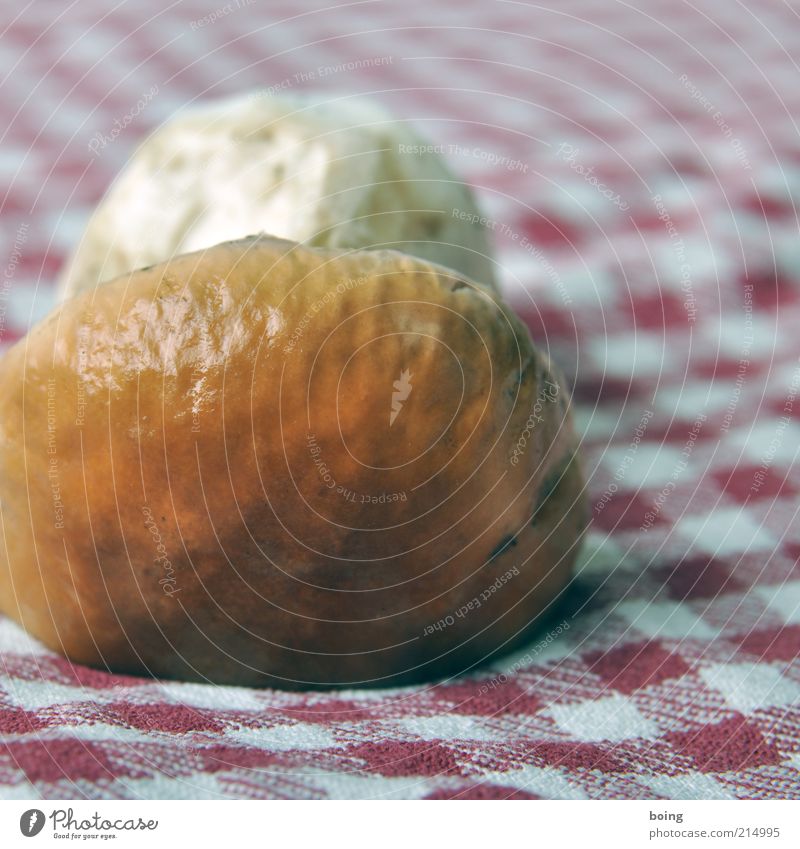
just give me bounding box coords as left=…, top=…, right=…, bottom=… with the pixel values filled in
left=1, top=0, right=799, bottom=800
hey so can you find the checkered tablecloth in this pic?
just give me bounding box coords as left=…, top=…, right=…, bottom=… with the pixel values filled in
left=1, top=0, right=799, bottom=800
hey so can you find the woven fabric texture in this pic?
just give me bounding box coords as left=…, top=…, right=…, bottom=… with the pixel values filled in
left=0, top=0, right=798, bottom=800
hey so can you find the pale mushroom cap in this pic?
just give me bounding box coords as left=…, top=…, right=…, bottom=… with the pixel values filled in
left=60, top=92, right=497, bottom=299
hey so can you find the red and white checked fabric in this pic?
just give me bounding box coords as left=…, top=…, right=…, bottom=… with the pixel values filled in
left=1, top=0, right=799, bottom=800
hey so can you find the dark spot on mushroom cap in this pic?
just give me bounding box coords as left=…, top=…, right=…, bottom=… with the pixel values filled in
left=489, top=534, right=518, bottom=563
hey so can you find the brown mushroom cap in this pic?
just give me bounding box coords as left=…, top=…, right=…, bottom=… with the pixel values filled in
left=0, top=235, right=585, bottom=688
